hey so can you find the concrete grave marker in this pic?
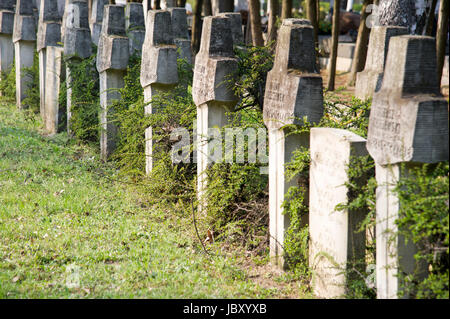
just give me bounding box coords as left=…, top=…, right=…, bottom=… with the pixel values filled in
left=217, top=12, right=244, bottom=46
left=96, top=4, right=129, bottom=161
left=89, top=0, right=107, bottom=45
left=41, top=0, right=66, bottom=134
left=64, top=0, right=91, bottom=56
left=61, top=0, right=82, bottom=43
left=309, top=128, right=368, bottom=298
left=355, top=26, right=408, bottom=100
left=140, top=9, right=178, bottom=174
left=263, top=19, right=323, bottom=268
left=142, top=0, right=175, bottom=23
left=0, top=0, right=15, bottom=84
left=142, top=0, right=150, bottom=24
left=125, top=2, right=145, bottom=55
left=366, top=35, right=449, bottom=299
left=13, top=0, right=36, bottom=109
left=168, top=7, right=191, bottom=63
left=0, top=0, right=16, bottom=10
left=192, top=15, right=238, bottom=212
left=33, top=0, right=39, bottom=28
left=44, top=45, right=65, bottom=134
left=37, top=0, right=62, bottom=120
left=57, top=0, right=66, bottom=17
left=64, top=0, right=91, bottom=135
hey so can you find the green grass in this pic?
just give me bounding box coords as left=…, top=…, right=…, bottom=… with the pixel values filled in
left=0, top=100, right=294, bottom=298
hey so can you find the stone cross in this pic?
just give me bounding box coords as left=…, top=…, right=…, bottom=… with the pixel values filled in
left=61, top=0, right=77, bottom=43
left=263, top=19, right=323, bottom=269
left=96, top=4, right=129, bottom=161
left=37, top=0, right=62, bottom=120
left=0, top=1, right=16, bottom=11
left=143, top=0, right=175, bottom=24
left=142, top=0, right=150, bottom=24
left=32, top=0, right=39, bottom=28
left=64, top=0, right=92, bottom=135
left=13, top=0, right=37, bottom=110
left=366, top=35, right=449, bottom=299
left=168, top=7, right=191, bottom=63
left=309, top=127, right=368, bottom=298
left=192, top=15, right=238, bottom=213
left=217, top=12, right=244, bottom=46
left=89, top=0, right=108, bottom=45
left=57, top=0, right=66, bottom=17
left=0, top=0, right=15, bottom=81
left=140, top=10, right=178, bottom=174
left=64, top=0, right=91, bottom=58
left=44, top=45, right=65, bottom=134
left=355, top=26, right=407, bottom=100
left=37, top=0, right=62, bottom=52
left=125, top=2, right=145, bottom=55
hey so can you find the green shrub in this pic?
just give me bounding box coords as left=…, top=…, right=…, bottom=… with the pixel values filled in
left=396, top=162, right=449, bottom=299
left=199, top=44, right=274, bottom=253
left=0, top=62, right=16, bottom=102
left=204, top=112, right=268, bottom=253
left=111, top=54, right=196, bottom=179
left=22, top=51, right=40, bottom=113
left=107, top=54, right=197, bottom=211
left=353, top=4, right=363, bottom=13
left=58, top=65, right=67, bottom=133
left=108, top=45, right=273, bottom=254
left=65, top=51, right=100, bottom=143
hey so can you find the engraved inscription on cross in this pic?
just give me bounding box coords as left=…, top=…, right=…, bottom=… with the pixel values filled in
left=367, top=36, right=449, bottom=166
left=192, top=16, right=238, bottom=108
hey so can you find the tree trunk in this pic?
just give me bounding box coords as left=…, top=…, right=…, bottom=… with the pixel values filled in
left=436, top=0, right=449, bottom=87
left=203, top=0, right=212, bottom=16
left=316, top=0, right=320, bottom=24
left=266, top=0, right=279, bottom=46
left=425, top=0, right=438, bottom=36
left=327, top=0, right=340, bottom=91
left=306, top=0, right=319, bottom=50
left=192, top=0, right=204, bottom=55
left=249, top=0, right=264, bottom=46
left=348, top=0, right=373, bottom=86
left=281, top=0, right=292, bottom=19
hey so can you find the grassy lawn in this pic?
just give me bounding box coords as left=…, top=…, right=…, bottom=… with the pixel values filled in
left=0, top=100, right=302, bottom=299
